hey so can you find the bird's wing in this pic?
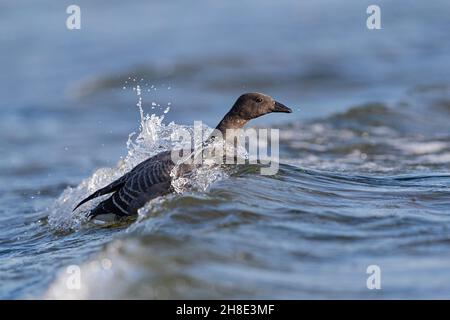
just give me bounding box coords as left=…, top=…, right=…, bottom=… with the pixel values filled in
left=88, top=156, right=175, bottom=217
left=112, top=158, right=174, bottom=212
left=74, top=150, right=175, bottom=213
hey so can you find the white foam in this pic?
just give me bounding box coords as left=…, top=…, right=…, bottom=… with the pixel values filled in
left=419, top=152, right=450, bottom=164
left=392, top=141, right=448, bottom=155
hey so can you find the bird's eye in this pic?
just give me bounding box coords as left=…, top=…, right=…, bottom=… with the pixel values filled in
left=256, top=97, right=263, bottom=103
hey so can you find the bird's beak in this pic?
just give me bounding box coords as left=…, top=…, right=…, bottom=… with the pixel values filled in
left=273, top=101, right=293, bottom=113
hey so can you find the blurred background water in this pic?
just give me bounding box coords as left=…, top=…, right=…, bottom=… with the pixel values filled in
left=1, top=0, right=450, bottom=299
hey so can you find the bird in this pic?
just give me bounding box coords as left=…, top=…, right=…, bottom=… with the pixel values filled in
left=73, top=92, right=292, bottom=220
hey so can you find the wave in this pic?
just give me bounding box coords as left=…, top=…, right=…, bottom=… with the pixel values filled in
left=43, top=162, right=450, bottom=299
left=40, top=86, right=450, bottom=299
left=280, top=90, right=450, bottom=173
left=47, top=86, right=450, bottom=232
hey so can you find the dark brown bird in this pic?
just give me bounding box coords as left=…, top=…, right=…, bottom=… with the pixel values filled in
left=73, top=93, right=292, bottom=220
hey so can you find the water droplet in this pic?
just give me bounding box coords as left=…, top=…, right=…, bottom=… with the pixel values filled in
left=101, top=258, right=112, bottom=270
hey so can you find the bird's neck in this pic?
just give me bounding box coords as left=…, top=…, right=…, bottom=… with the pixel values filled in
left=214, top=112, right=249, bottom=139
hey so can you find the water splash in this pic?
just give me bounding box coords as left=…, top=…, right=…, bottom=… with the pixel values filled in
left=47, top=85, right=235, bottom=231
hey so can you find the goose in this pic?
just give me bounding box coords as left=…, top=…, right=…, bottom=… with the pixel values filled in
left=73, top=92, right=292, bottom=220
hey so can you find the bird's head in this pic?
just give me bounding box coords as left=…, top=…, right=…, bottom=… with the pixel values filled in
left=230, top=92, right=292, bottom=120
